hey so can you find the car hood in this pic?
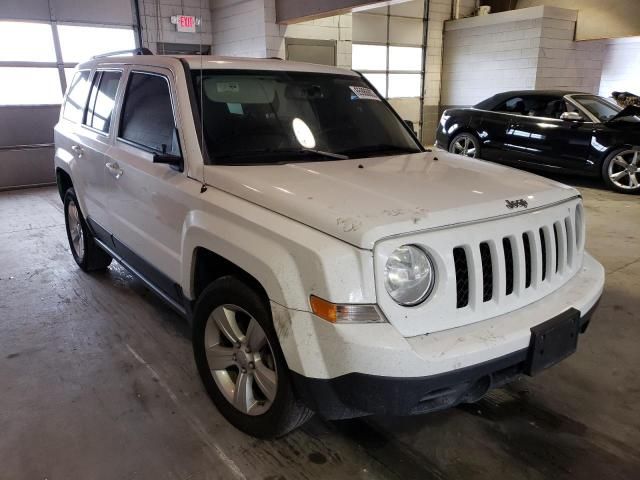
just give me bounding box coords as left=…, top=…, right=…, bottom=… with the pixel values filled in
left=606, top=104, right=640, bottom=123
left=204, top=151, right=579, bottom=249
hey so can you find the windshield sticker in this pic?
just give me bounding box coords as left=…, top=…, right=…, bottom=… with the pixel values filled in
left=349, top=86, right=381, bottom=101
left=217, top=82, right=240, bottom=93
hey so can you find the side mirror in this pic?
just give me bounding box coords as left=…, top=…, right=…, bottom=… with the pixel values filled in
left=404, top=119, right=415, bottom=131
left=560, top=111, right=584, bottom=122
left=153, top=128, right=183, bottom=172
left=153, top=151, right=183, bottom=171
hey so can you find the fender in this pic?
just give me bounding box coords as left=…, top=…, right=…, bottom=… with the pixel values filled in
left=179, top=188, right=376, bottom=310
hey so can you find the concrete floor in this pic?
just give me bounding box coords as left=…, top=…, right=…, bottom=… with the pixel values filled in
left=0, top=178, right=639, bottom=480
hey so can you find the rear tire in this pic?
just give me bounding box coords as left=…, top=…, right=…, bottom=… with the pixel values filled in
left=449, top=132, right=481, bottom=158
left=192, top=276, right=313, bottom=438
left=602, top=148, right=640, bottom=194
left=63, top=188, right=112, bottom=272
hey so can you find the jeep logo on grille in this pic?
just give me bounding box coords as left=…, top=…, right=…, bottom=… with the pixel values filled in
left=505, top=199, right=528, bottom=209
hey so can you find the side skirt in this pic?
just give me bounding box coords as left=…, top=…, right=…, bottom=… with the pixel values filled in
left=86, top=217, right=192, bottom=321
left=93, top=237, right=189, bottom=318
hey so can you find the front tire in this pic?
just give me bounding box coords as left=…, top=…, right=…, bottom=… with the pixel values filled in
left=63, top=188, right=112, bottom=271
left=192, top=276, right=313, bottom=438
left=449, top=132, right=481, bottom=158
left=602, top=148, right=640, bottom=194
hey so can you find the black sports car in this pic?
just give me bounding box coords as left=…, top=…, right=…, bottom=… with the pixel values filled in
left=435, top=90, right=640, bottom=194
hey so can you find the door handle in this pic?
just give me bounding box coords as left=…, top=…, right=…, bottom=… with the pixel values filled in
left=71, top=145, right=83, bottom=158
left=105, top=162, right=124, bottom=179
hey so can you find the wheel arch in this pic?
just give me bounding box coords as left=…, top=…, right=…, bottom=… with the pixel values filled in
left=191, top=246, right=271, bottom=308
left=56, top=167, right=73, bottom=201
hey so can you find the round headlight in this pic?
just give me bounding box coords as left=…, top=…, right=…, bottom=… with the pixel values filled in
left=384, top=245, right=435, bottom=306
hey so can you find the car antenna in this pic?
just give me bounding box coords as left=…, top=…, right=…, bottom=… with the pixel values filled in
left=199, top=0, right=207, bottom=194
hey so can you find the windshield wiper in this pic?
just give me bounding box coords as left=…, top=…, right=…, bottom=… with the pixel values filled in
left=216, top=147, right=349, bottom=162
left=338, top=144, right=421, bottom=158
left=293, top=148, right=349, bottom=160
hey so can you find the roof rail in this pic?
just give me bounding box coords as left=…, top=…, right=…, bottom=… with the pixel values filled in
left=92, top=48, right=153, bottom=59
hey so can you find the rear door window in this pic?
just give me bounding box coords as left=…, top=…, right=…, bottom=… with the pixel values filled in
left=84, top=70, right=121, bottom=133
left=63, top=70, right=91, bottom=123
left=119, top=72, right=178, bottom=154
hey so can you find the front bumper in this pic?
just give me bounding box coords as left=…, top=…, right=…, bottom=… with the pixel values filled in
left=272, top=252, right=604, bottom=418
left=291, top=302, right=598, bottom=419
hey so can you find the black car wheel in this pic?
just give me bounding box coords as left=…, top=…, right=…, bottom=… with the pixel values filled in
left=63, top=188, right=112, bottom=271
left=449, top=133, right=480, bottom=158
left=192, top=276, right=313, bottom=438
left=602, top=149, right=640, bottom=194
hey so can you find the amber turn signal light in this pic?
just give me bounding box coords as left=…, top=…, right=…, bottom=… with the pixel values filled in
left=309, top=295, right=386, bottom=324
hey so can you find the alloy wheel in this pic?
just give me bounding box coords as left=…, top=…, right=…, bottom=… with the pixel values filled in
left=205, top=304, right=278, bottom=416
left=451, top=135, right=478, bottom=158
left=608, top=150, right=640, bottom=191
left=67, top=199, right=85, bottom=260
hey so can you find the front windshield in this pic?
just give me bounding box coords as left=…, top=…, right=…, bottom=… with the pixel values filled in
left=572, top=94, right=632, bottom=122
left=192, top=70, right=421, bottom=164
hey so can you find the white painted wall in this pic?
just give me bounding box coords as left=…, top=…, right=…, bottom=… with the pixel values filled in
left=599, top=37, right=640, bottom=97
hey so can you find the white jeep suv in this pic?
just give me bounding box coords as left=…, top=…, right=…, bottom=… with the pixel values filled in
left=54, top=51, right=605, bottom=438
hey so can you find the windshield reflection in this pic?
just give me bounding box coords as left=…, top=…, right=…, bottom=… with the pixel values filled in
left=192, top=70, right=422, bottom=164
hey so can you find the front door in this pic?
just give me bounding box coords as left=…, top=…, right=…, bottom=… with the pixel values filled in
left=104, top=67, right=195, bottom=305
left=476, top=111, right=515, bottom=162
left=504, top=100, right=593, bottom=172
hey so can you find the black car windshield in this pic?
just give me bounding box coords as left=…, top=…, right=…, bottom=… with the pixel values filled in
left=192, top=70, right=421, bottom=164
left=572, top=95, right=639, bottom=123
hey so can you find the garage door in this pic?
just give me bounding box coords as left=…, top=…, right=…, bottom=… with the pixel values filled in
left=0, top=0, right=138, bottom=190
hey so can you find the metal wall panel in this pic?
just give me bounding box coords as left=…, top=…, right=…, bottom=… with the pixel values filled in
left=353, top=13, right=388, bottom=43
left=51, top=0, right=134, bottom=25
left=0, top=0, right=51, bottom=21
left=0, top=147, right=56, bottom=190
left=389, top=16, right=423, bottom=45
left=0, top=106, right=59, bottom=147
left=1, top=0, right=133, bottom=24
left=390, top=1, right=424, bottom=18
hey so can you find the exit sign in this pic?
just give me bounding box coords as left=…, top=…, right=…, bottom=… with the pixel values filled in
left=171, top=15, right=198, bottom=33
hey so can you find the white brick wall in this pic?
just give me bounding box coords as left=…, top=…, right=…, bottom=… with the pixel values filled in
left=534, top=15, right=605, bottom=93
left=598, top=37, right=640, bottom=97
left=208, top=0, right=351, bottom=66
left=141, top=0, right=213, bottom=53
left=268, top=6, right=352, bottom=68
left=441, top=17, right=544, bottom=107
left=210, top=0, right=268, bottom=57
left=423, top=0, right=455, bottom=99
left=441, top=6, right=609, bottom=110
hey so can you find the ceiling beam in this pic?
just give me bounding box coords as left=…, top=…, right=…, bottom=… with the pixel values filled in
left=276, top=0, right=394, bottom=24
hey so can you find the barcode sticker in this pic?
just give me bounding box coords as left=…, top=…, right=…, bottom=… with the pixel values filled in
left=349, top=86, right=381, bottom=101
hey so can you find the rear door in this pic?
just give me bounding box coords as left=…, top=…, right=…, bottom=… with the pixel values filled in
left=104, top=67, right=194, bottom=305
left=70, top=69, right=122, bottom=233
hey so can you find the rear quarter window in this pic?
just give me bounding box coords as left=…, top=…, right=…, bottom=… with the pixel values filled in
left=84, top=70, right=122, bottom=133
left=63, top=70, right=91, bottom=123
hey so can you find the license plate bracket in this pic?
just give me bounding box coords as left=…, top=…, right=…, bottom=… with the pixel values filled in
left=525, top=308, right=581, bottom=376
